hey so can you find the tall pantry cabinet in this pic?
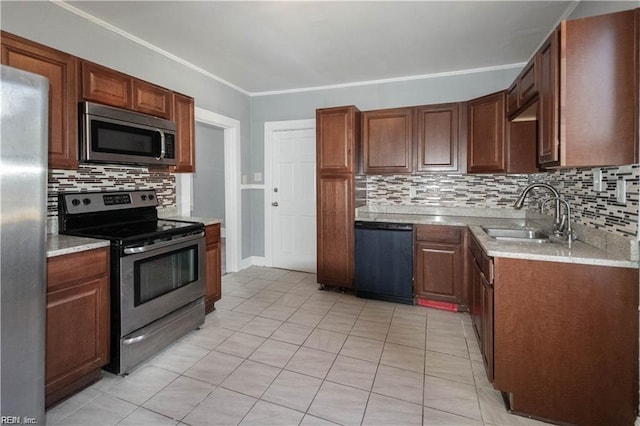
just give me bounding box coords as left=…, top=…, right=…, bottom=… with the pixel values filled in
left=316, top=106, right=362, bottom=289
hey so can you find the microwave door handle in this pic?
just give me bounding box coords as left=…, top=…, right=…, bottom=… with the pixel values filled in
left=156, top=129, right=166, bottom=160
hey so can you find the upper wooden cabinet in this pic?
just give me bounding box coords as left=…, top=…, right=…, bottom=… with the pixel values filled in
left=133, top=80, right=172, bottom=119
left=507, top=58, right=538, bottom=119
left=508, top=9, right=639, bottom=168
left=317, top=106, right=360, bottom=173
left=81, top=61, right=172, bottom=119
left=537, top=31, right=559, bottom=165
left=1, top=31, right=78, bottom=169
left=416, top=103, right=460, bottom=172
left=467, top=92, right=506, bottom=173
left=172, top=92, right=195, bottom=173
left=555, top=9, right=638, bottom=167
left=362, top=108, right=413, bottom=174
left=81, top=61, right=133, bottom=109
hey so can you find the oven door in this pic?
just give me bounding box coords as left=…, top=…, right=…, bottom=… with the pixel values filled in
left=119, top=232, right=205, bottom=336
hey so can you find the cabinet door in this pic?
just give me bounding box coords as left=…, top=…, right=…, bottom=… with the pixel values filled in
left=317, top=174, right=353, bottom=288
left=506, top=82, right=519, bottom=118
left=414, top=241, right=462, bottom=303
left=470, top=255, right=483, bottom=345
left=205, top=224, right=222, bottom=314
left=1, top=31, right=78, bottom=169
left=561, top=10, right=637, bottom=167
left=81, top=61, right=133, bottom=109
left=481, top=275, right=494, bottom=382
left=46, top=248, right=109, bottom=407
left=172, top=92, right=195, bottom=173
left=317, top=106, right=360, bottom=173
left=518, top=58, right=537, bottom=107
left=362, top=108, right=413, bottom=174
left=416, top=104, right=459, bottom=172
left=538, top=31, right=559, bottom=165
left=467, top=92, right=506, bottom=173
left=134, top=80, right=172, bottom=119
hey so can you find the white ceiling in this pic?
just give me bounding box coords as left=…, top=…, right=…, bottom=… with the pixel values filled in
left=64, top=1, right=575, bottom=95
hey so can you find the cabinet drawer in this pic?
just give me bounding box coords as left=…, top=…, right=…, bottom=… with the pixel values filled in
left=415, top=225, right=462, bottom=244
left=47, top=248, right=109, bottom=291
left=469, top=235, right=493, bottom=283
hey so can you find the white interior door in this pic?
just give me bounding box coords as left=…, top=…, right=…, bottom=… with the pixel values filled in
left=269, top=126, right=316, bottom=273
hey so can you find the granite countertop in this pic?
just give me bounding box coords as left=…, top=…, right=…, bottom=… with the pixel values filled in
left=164, top=216, right=223, bottom=227
left=356, top=209, right=638, bottom=269
left=47, top=234, right=110, bottom=258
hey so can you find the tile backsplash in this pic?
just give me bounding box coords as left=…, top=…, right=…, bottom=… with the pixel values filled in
left=366, top=164, right=640, bottom=239
left=533, top=165, right=639, bottom=238
left=366, top=174, right=529, bottom=208
left=48, top=165, right=176, bottom=231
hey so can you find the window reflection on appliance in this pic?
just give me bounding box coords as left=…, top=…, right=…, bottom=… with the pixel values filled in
left=134, top=246, right=199, bottom=306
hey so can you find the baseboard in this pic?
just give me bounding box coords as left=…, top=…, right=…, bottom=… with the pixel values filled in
left=240, top=256, right=265, bottom=270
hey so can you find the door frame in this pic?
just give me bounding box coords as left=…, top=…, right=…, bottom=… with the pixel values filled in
left=176, top=107, right=241, bottom=273
left=264, top=119, right=316, bottom=268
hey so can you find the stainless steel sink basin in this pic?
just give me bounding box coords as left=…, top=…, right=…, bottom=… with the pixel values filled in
left=482, top=227, right=550, bottom=243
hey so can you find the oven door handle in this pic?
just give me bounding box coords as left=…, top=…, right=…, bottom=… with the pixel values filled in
left=123, top=231, right=205, bottom=255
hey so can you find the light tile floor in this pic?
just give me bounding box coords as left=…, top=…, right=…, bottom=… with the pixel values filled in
left=46, top=266, right=550, bottom=426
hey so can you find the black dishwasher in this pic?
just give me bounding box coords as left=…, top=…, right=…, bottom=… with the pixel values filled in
left=354, top=221, right=414, bottom=305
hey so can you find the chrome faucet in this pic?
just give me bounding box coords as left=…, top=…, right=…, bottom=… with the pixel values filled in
left=541, top=197, right=576, bottom=248
left=513, top=183, right=562, bottom=234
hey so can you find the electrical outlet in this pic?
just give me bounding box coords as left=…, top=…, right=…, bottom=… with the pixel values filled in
left=616, top=177, right=626, bottom=204
left=593, top=169, right=604, bottom=192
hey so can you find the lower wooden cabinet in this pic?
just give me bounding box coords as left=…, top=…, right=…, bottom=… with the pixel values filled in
left=205, top=223, right=222, bottom=313
left=46, top=247, right=110, bottom=407
left=317, top=174, right=355, bottom=288
left=414, top=225, right=466, bottom=305
left=469, top=234, right=494, bottom=382
left=493, top=258, right=638, bottom=425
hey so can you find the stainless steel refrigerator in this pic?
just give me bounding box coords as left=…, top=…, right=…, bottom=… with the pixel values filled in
left=1, top=65, right=48, bottom=423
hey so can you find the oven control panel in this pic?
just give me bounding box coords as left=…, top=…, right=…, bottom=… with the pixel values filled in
left=61, top=190, right=158, bottom=214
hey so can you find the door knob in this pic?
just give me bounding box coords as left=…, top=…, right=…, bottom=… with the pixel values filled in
left=272, top=202, right=279, bottom=207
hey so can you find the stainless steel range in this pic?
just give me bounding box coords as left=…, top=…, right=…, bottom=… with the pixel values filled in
left=58, top=190, right=205, bottom=375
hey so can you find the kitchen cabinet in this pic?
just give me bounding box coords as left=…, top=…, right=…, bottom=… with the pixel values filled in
left=537, top=30, right=559, bottom=165
left=468, top=233, right=493, bottom=382
left=316, top=106, right=362, bottom=289
left=204, top=223, right=222, bottom=314
left=554, top=9, right=637, bottom=167
left=414, top=225, right=466, bottom=305
left=46, top=247, right=110, bottom=407
left=172, top=92, right=196, bottom=173
left=536, top=10, right=638, bottom=167
left=416, top=103, right=461, bottom=172
left=81, top=61, right=172, bottom=119
left=317, top=106, right=360, bottom=173
left=493, top=257, right=638, bottom=425
left=467, top=92, right=506, bottom=173
left=362, top=107, right=413, bottom=174
left=1, top=31, right=78, bottom=169
left=509, top=59, right=537, bottom=118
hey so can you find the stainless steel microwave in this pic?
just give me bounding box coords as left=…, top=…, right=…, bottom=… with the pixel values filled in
left=80, top=102, right=177, bottom=167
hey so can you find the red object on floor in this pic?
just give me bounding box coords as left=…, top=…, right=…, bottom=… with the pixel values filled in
left=417, top=298, right=458, bottom=312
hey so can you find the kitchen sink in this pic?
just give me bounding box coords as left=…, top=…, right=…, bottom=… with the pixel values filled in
left=482, top=227, right=550, bottom=243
